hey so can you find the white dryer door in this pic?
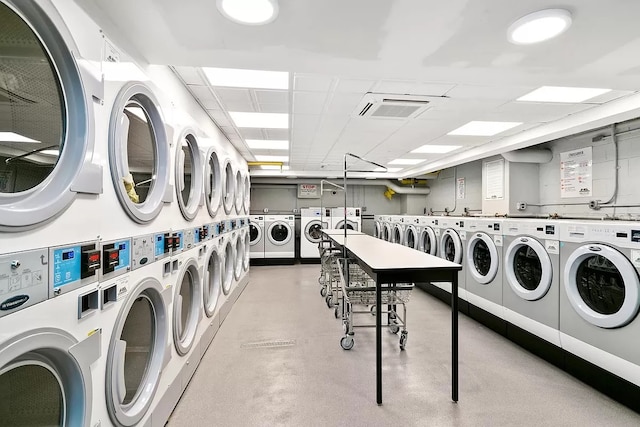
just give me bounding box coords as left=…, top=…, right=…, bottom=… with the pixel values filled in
left=249, top=222, right=262, bottom=246
left=466, top=232, right=499, bottom=284
left=505, top=236, right=552, bottom=301
left=335, top=220, right=356, bottom=231
left=420, top=226, right=437, bottom=255
left=305, top=220, right=323, bottom=243
left=405, top=226, right=418, bottom=249
left=564, top=243, right=640, bottom=328
left=374, top=221, right=381, bottom=238
left=393, top=224, right=404, bottom=245
left=440, top=229, right=462, bottom=264
left=383, top=223, right=392, bottom=242
left=268, top=221, right=292, bottom=246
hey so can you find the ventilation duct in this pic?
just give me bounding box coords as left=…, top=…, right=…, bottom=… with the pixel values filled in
left=502, top=148, right=553, bottom=163
left=353, top=92, right=448, bottom=119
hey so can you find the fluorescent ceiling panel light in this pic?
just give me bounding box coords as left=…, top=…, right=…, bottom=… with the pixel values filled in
left=508, top=9, right=572, bottom=45
left=259, top=165, right=289, bottom=170
left=388, top=158, right=425, bottom=165
left=374, top=167, right=402, bottom=173
left=217, top=0, right=279, bottom=25
left=448, top=121, right=522, bottom=136
left=202, top=67, right=288, bottom=89
left=41, top=149, right=60, bottom=156
left=411, top=144, right=462, bottom=154
left=246, top=139, right=289, bottom=150
left=517, top=86, right=612, bottom=103
left=255, top=155, right=289, bottom=162
left=229, top=112, right=288, bottom=129
left=0, top=132, right=39, bottom=143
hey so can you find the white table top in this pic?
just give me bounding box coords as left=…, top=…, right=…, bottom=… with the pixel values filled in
left=326, top=233, right=461, bottom=271
left=321, top=229, right=365, bottom=236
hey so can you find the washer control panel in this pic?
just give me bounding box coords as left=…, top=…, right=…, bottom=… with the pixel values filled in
left=133, top=234, right=156, bottom=270
left=0, top=248, right=49, bottom=317
left=49, top=240, right=100, bottom=297
left=100, top=239, right=131, bottom=280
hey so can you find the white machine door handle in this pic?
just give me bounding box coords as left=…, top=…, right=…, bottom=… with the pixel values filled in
left=115, top=339, right=127, bottom=403
left=175, top=294, right=183, bottom=338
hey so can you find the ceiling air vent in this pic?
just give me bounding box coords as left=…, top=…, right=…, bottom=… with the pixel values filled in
left=353, top=92, right=447, bottom=119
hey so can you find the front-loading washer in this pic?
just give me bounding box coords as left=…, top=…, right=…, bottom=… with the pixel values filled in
left=502, top=218, right=561, bottom=348
left=373, top=215, right=383, bottom=239
left=196, top=232, right=224, bottom=358
left=301, top=207, right=325, bottom=259
left=418, top=216, right=439, bottom=256
left=390, top=215, right=404, bottom=245
left=264, top=215, right=295, bottom=261
left=249, top=215, right=265, bottom=260
left=381, top=215, right=393, bottom=242
left=330, top=207, right=361, bottom=231
left=559, top=220, right=640, bottom=390
left=432, top=216, right=467, bottom=301
left=403, top=216, right=420, bottom=250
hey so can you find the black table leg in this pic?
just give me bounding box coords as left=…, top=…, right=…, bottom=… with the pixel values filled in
left=376, top=281, right=382, bottom=405
left=452, top=272, right=458, bottom=402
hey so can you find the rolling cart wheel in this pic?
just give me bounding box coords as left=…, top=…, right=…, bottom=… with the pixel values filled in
left=326, top=295, right=333, bottom=308
left=334, top=307, right=340, bottom=319
left=370, top=306, right=376, bottom=316
left=389, top=324, right=400, bottom=334
left=340, top=336, right=354, bottom=350
left=320, top=287, right=327, bottom=297
left=399, top=331, right=408, bottom=350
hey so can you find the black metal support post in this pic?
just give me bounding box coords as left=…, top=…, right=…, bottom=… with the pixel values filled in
left=452, top=272, right=459, bottom=402
left=376, top=280, right=383, bottom=405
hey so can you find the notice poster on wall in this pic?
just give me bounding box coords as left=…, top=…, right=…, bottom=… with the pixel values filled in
left=456, top=177, right=465, bottom=199
left=484, top=159, right=504, bottom=200
left=560, top=147, right=592, bottom=198
left=297, top=184, right=320, bottom=199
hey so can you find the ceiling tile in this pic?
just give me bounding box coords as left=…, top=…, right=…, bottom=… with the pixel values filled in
left=222, top=102, right=257, bottom=112
left=214, top=87, right=253, bottom=104
left=208, top=110, right=229, bottom=124
left=174, top=66, right=206, bottom=85
left=372, top=80, right=456, bottom=96
left=255, top=90, right=289, bottom=105
left=294, top=74, right=334, bottom=92
left=487, top=102, right=596, bottom=123
left=239, top=128, right=265, bottom=139
left=265, top=129, right=290, bottom=139
left=325, top=93, right=364, bottom=115
left=334, top=78, right=376, bottom=94
left=257, top=104, right=289, bottom=114
left=445, top=85, right=536, bottom=101
left=293, top=92, right=327, bottom=114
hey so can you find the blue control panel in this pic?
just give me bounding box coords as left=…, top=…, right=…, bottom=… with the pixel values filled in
left=52, top=246, right=81, bottom=289
left=194, top=228, right=201, bottom=244
left=113, top=240, right=131, bottom=272
left=176, top=231, right=184, bottom=250
left=154, top=233, right=165, bottom=257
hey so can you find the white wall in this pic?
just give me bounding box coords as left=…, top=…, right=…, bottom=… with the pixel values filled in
left=424, top=160, right=483, bottom=215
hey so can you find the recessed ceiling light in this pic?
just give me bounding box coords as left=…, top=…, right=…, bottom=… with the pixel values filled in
left=216, top=0, right=279, bottom=25
left=229, top=112, right=289, bottom=129
left=508, top=9, right=572, bottom=45
left=246, top=139, right=289, bottom=150
left=374, top=167, right=402, bottom=173
left=448, top=121, right=522, bottom=136
left=0, top=132, right=40, bottom=143
left=388, top=159, right=425, bottom=165
left=411, top=144, right=462, bottom=154
left=517, top=86, right=612, bottom=103
left=202, top=67, right=288, bottom=90
left=259, top=165, right=289, bottom=170
left=255, top=155, right=289, bottom=162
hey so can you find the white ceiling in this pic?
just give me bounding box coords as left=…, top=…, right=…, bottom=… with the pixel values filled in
left=82, top=0, right=640, bottom=178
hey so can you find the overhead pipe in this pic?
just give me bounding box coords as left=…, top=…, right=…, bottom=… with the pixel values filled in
left=501, top=148, right=553, bottom=163
left=250, top=178, right=430, bottom=194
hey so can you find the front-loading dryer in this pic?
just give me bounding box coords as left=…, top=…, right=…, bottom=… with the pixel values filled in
left=559, top=220, right=640, bottom=390
left=432, top=217, right=467, bottom=301
left=381, top=215, right=394, bottom=242
left=264, top=215, right=295, bottom=261
left=249, top=215, right=265, bottom=260
left=301, top=208, right=325, bottom=259
left=418, top=216, right=439, bottom=256
left=403, top=216, right=421, bottom=250
left=373, top=215, right=383, bottom=239
left=465, top=218, right=505, bottom=332
left=330, top=207, right=361, bottom=231
left=390, top=215, right=404, bottom=245
left=502, top=218, right=561, bottom=348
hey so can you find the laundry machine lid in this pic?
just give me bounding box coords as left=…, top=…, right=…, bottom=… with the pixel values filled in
left=305, top=220, right=323, bottom=243
left=420, top=226, right=437, bottom=255
left=564, top=243, right=640, bottom=328
left=505, top=236, right=552, bottom=301
left=466, top=232, right=499, bottom=284
left=268, top=221, right=292, bottom=245
left=249, top=222, right=262, bottom=245
left=440, top=229, right=462, bottom=264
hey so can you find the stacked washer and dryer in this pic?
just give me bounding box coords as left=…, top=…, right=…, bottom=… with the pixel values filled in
left=0, top=2, right=250, bottom=426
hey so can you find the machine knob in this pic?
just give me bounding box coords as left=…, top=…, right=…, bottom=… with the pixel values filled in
left=520, top=238, right=529, bottom=243
left=588, top=246, right=602, bottom=252
left=10, top=260, right=21, bottom=269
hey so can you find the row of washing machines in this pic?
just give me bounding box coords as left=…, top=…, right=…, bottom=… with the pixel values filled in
left=248, top=207, right=362, bottom=260
left=374, top=214, right=640, bottom=394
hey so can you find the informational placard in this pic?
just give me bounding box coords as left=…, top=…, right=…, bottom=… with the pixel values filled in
left=456, top=177, right=465, bottom=199
left=298, top=184, right=320, bottom=199
left=560, top=147, right=592, bottom=198
left=484, top=159, right=504, bottom=200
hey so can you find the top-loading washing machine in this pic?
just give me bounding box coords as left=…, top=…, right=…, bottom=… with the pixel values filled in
left=502, top=218, right=561, bottom=348
left=249, top=215, right=265, bottom=259
left=403, top=216, right=421, bottom=250
left=465, top=218, right=505, bottom=331
left=390, top=215, right=404, bottom=245
left=301, top=207, right=326, bottom=259
left=330, top=207, right=361, bottom=231
left=264, top=215, right=295, bottom=260
left=418, top=216, right=439, bottom=256
left=559, top=220, right=640, bottom=389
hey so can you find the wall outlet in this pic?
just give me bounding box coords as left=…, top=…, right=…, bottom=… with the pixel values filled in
left=516, top=202, right=527, bottom=211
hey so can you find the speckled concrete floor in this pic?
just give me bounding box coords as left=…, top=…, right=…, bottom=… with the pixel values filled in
left=167, top=264, right=640, bottom=426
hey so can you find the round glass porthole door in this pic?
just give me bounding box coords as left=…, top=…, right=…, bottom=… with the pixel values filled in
left=505, top=237, right=552, bottom=301
left=173, top=259, right=201, bottom=356
left=268, top=222, right=291, bottom=246
left=204, top=246, right=222, bottom=317
left=406, top=227, right=417, bottom=249
left=222, top=160, right=235, bottom=215
left=222, top=241, right=234, bottom=295
left=393, top=225, right=403, bottom=245
left=374, top=222, right=380, bottom=238
left=249, top=221, right=261, bottom=245
left=564, top=244, right=640, bottom=329
left=383, top=224, right=392, bottom=242
left=0, top=330, right=92, bottom=426
left=175, top=132, right=203, bottom=221
left=305, top=220, right=323, bottom=243
left=234, top=170, right=243, bottom=214
left=0, top=2, right=98, bottom=229
left=106, top=278, right=168, bottom=426
left=234, top=236, right=243, bottom=280
left=440, top=229, right=462, bottom=264
left=243, top=175, right=250, bottom=214
left=466, top=232, right=499, bottom=284
left=109, top=83, right=170, bottom=224
left=420, top=227, right=437, bottom=255
left=205, top=148, right=222, bottom=217
left=243, top=232, right=250, bottom=271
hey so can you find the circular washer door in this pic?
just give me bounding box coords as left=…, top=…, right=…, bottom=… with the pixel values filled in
left=205, top=148, right=222, bottom=217
left=222, top=160, right=235, bottom=215
left=173, top=259, right=202, bottom=356
left=440, top=229, right=462, bottom=264
left=234, top=235, right=244, bottom=280
left=234, top=170, right=243, bottom=214
left=243, top=231, right=250, bottom=271
left=405, top=226, right=418, bottom=249
left=383, top=223, right=392, bottom=242
left=106, top=277, right=168, bottom=426
left=374, top=221, right=381, bottom=238
left=249, top=222, right=262, bottom=245
left=466, top=232, right=499, bottom=284
left=175, top=131, right=203, bottom=221
left=335, top=220, right=356, bottom=230
left=243, top=175, right=251, bottom=214
left=222, top=240, right=234, bottom=295
left=505, top=236, right=552, bottom=301
left=420, top=226, right=437, bottom=255
left=305, top=220, right=323, bottom=243
left=393, top=224, right=404, bottom=245
left=203, top=246, right=222, bottom=317
left=268, top=221, right=292, bottom=246
left=564, top=244, right=640, bottom=328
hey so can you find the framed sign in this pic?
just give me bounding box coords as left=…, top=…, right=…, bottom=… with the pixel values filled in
left=560, top=147, right=592, bottom=198
left=298, top=184, right=320, bottom=199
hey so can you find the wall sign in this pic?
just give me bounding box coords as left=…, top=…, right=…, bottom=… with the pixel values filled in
left=297, top=184, right=320, bottom=199
left=456, top=177, right=465, bottom=199
left=560, top=147, right=592, bottom=198
left=484, top=159, right=504, bottom=200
